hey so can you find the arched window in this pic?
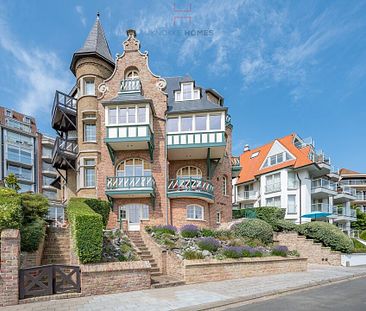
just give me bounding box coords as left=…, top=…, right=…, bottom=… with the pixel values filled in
left=186, top=204, right=204, bottom=220
left=116, top=158, right=151, bottom=177
left=222, top=176, right=227, bottom=196
left=177, top=166, right=202, bottom=179
left=125, top=69, right=139, bottom=79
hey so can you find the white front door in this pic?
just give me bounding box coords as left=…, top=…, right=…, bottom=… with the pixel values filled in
left=123, top=204, right=149, bottom=231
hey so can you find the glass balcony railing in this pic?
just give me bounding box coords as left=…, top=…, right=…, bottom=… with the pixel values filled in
left=237, top=190, right=257, bottom=201
left=5, top=118, right=32, bottom=133
left=265, top=182, right=281, bottom=194
left=333, top=206, right=357, bottom=218
left=341, top=179, right=366, bottom=186
left=311, top=178, right=337, bottom=191
left=356, top=194, right=366, bottom=201
left=311, top=203, right=333, bottom=213
left=337, top=186, right=357, bottom=197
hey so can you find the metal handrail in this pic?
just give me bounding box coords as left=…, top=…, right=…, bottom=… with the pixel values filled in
left=119, top=79, right=141, bottom=93
left=52, top=90, right=77, bottom=116
left=311, top=203, right=333, bottom=213
left=106, top=176, right=156, bottom=190
left=341, top=179, right=366, bottom=186
left=231, top=156, right=240, bottom=167
left=311, top=178, right=337, bottom=191
left=53, top=137, right=78, bottom=158
left=167, top=177, right=214, bottom=194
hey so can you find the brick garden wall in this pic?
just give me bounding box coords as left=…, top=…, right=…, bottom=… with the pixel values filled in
left=20, top=230, right=45, bottom=268
left=0, top=229, right=20, bottom=307
left=274, top=232, right=342, bottom=266
left=183, top=257, right=307, bottom=284
left=80, top=261, right=151, bottom=296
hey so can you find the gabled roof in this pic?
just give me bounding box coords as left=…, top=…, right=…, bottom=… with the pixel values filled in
left=164, top=76, right=226, bottom=114
left=70, top=15, right=114, bottom=74
left=237, top=133, right=314, bottom=184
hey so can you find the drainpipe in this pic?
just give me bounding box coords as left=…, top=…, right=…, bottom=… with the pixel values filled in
left=296, top=173, right=302, bottom=224
left=163, top=111, right=169, bottom=225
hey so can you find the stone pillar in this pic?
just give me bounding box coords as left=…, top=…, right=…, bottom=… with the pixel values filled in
left=0, top=229, right=20, bottom=306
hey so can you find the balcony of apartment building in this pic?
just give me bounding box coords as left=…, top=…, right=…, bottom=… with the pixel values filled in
left=167, top=177, right=214, bottom=203
left=52, top=137, right=78, bottom=171
left=333, top=205, right=357, bottom=221
left=51, top=90, right=77, bottom=133
left=166, top=113, right=226, bottom=160
left=311, top=203, right=333, bottom=214
left=6, top=164, right=33, bottom=186
left=341, top=179, right=366, bottom=188
left=105, top=159, right=155, bottom=199
left=334, top=186, right=357, bottom=204
left=42, top=176, right=57, bottom=192
left=6, top=145, right=33, bottom=168
left=42, top=146, right=53, bottom=163
left=311, top=178, right=337, bottom=199
left=231, top=156, right=242, bottom=178
left=104, top=99, right=154, bottom=160
left=42, top=161, right=57, bottom=178
left=236, top=190, right=258, bottom=203
left=355, top=192, right=366, bottom=203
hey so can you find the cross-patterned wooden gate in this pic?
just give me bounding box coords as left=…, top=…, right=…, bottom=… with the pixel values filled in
left=19, top=264, right=81, bottom=299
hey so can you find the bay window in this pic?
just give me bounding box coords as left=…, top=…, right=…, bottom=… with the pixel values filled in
left=181, top=116, right=193, bottom=132
left=209, top=114, right=221, bottom=130
left=195, top=115, right=207, bottom=131
left=167, top=118, right=178, bottom=132
left=107, top=105, right=148, bottom=125
left=166, top=113, right=223, bottom=133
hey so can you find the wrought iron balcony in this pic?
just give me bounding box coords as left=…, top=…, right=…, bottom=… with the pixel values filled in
left=231, top=156, right=241, bottom=177
left=51, top=91, right=77, bottom=132
left=52, top=137, right=78, bottom=171
left=167, top=177, right=214, bottom=203
left=119, top=79, right=141, bottom=94
left=105, top=176, right=156, bottom=198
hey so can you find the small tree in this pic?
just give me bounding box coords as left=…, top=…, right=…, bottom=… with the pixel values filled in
left=20, top=193, right=49, bottom=224
left=351, top=207, right=366, bottom=232
left=4, top=173, right=20, bottom=192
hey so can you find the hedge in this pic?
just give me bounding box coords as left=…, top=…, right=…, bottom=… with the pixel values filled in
left=67, top=198, right=103, bottom=263
left=298, top=222, right=354, bottom=253
left=84, top=198, right=111, bottom=228
left=20, top=218, right=45, bottom=252
left=0, top=187, right=22, bottom=231
left=273, top=219, right=298, bottom=232
left=20, top=193, right=49, bottom=224
left=233, top=207, right=286, bottom=226
left=234, top=219, right=273, bottom=244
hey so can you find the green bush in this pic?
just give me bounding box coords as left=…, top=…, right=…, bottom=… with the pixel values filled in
left=273, top=219, right=298, bottom=232
left=251, top=207, right=286, bottom=226
left=200, top=228, right=216, bottom=237
left=234, top=219, right=273, bottom=244
left=67, top=198, right=103, bottom=263
left=183, top=250, right=204, bottom=260
left=360, top=230, right=366, bottom=241
left=232, top=209, right=245, bottom=219
left=84, top=199, right=110, bottom=228
left=298, top=222, right=354, bottom=253
left=352, top=238, right=366, bottom=252
left=0, top=187, right=22, bottom=231
left=20, top=218, right=45, bottom=252
left=20, top=193, right=49, bottom=224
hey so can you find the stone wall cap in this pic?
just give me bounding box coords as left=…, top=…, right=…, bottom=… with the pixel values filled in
left=184, top=256, right=307, bottom=267
left=81, top=260, right=151, bottom=273
left=1, top=229, right=20, bottom=239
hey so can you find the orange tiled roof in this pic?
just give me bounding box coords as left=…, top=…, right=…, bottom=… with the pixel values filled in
left=237, top=133, right=314, bottom=184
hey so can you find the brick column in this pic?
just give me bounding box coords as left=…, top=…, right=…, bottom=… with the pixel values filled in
left=0, top=229, right=20, bottom=306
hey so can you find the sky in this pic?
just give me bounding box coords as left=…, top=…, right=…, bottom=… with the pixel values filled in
left=0, top=0, right=365, bottom=171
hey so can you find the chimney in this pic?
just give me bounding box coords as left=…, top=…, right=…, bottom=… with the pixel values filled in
left=243, top=144, right=250, bottom=152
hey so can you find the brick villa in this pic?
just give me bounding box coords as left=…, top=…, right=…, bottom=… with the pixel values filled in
left=51, top=15, right=235, bottom=231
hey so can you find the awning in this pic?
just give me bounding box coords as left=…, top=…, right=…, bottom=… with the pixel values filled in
left=301, top=211, right=331, bottom=219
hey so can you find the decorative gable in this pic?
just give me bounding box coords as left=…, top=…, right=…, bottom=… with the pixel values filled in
left=260, top=140, right=295, bottom=169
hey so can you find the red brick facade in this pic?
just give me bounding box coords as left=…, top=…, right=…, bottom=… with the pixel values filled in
left=63, top=29, right=233, bottom=230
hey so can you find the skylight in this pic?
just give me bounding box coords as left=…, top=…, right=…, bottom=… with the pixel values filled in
left=250, top=151, right=260, bottom=159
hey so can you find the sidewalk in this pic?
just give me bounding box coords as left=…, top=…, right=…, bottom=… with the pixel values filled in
left=3, top=265, right=366, bottom=311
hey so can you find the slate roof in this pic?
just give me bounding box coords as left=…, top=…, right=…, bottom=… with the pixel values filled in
left=164, top=76, right=227, bottom=114
left=70, top=16, right=114, bottom=74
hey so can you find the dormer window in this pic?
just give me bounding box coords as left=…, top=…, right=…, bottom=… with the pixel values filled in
left=262, top=152, right=294, bottom=168
left=175, top=82, right=200, bottom=101
left=5, top=109, right=12, bottom=118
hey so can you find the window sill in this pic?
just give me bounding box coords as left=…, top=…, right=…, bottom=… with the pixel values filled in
left=83, top=141, right=98, bottom=144
left=186, top=218, right=206, bottom=222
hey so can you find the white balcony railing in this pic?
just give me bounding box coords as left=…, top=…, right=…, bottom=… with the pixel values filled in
left=265, top=182, right=281, bottom=194
left=311, top=203, right=333, bottom=213
left=338, top=186, right=357, bottom=197
left=237, top=190, right=257, bottom=201
left=356, top=194, right=366, bottom=201
left=341, top=179, right=366, bottom=186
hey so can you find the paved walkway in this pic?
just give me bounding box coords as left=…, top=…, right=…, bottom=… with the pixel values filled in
left=4, top=265, right=366, bottom=311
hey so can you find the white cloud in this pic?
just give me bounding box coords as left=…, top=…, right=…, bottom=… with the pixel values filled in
left=75, top=5, right=86, bottom=27
left=0, top=15, right=71, bottom=119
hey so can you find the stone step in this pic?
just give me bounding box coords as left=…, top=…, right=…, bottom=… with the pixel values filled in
left=151, top=276, right=185, bottom=289
left=151, top=271, right=163, bottom=277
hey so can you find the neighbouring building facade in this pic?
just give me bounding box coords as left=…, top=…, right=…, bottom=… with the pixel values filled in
left=51, top=16, right=234, bottom=231
left=233, top=133, right=357, bottom=235
left=340, top=168, right=366, bottom=213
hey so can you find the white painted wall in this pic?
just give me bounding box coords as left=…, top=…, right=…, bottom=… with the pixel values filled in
left=341, top=253, right=366, bottom=266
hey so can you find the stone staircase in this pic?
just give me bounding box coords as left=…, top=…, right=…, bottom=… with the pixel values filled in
left=128, top=231, right=184, bottom=288
left=41, top=227, right=71, bottom=265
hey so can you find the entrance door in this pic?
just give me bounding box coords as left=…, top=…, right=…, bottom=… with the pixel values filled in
left=123, top=204, right=149, bottom=231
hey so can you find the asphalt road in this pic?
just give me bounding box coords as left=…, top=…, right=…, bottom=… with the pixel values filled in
left=225, top=276, right=366, bottom=311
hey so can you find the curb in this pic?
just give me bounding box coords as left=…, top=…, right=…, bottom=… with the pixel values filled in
left=175, top=272, right=366, bottom=311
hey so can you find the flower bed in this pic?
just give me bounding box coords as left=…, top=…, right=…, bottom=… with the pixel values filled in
left=145, top=224, right=299, bottom=260
left=102, top=229, right=138, bottom=262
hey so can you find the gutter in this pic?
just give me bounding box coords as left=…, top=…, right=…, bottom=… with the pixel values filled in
left=296, top=173, right=302, bottom=224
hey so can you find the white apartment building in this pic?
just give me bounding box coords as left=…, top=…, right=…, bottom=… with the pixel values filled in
left=340, top=168, right=366, bottom=213
left=233, top=133, right=356, bottom=235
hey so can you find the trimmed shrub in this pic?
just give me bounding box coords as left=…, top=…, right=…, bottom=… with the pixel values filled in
left=234, top=219, right=273, bottom=244
left=298, top=222, right=354, bottom=253
left=273, top=219, right=298, bottom=232
left=183, top=250, right=204, bottom=260
left=0, top=188, right=22, bottom=231
left=232, top=209, right=245, bottom=219
left=180, top=224, right=200, bottom=238
left=197, top=237, right=220, bottom=252
left=84, top=199, right=110, bottom=228
left=152, top=225, right=177, bottom=235
left=67, top=198, right=103, bottom=263
left=360, top=230, right=366, bottom=241
left=20, top=218, right=45, bottom=252
left=252, top=207, right=286, bottom=226
left=271, top=245, right=288, bottom=257
left=20, top=193, right=49, bottom=224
